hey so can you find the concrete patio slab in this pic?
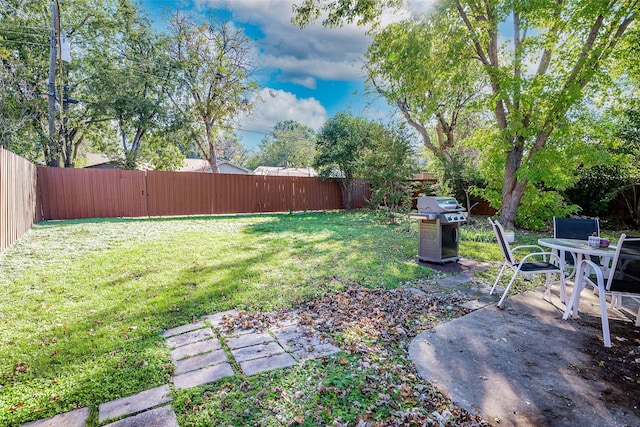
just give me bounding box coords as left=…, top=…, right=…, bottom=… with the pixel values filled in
left=219, top=327, right=257, bottom=337
left=174, top=349, right=228, bottom=375
left=162, top=321, right=206, bottom=338
left=171, top=338, right=221, bottom=361
left=225, top=331, right=274, bottom=350
left=102, top=405, right=178, bottom=427
left=437, top=273, right=473, bottom=287
left=231, top=341, right=286, bottom=362
left=173, top=362, right=234, bottom=389
left=420, top=257, right=493, bottom=273
left=293, top=343, right=341, bottom=361
left=98, top=385, right=171, bottom=423
left=240, top=352, right=297, bottom=376
left=409, top=285, right=640, bottom=426
left=203, top=309, right=240, bottom=326
left=21, top=407, right=88, bottom=427
left=165, top=328, right=214, bottom=349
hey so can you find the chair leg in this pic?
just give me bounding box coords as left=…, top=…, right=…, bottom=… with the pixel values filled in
left=559, top=272, right=567, bottom=304
left=636, top=307, right=640, bottom=327
left=491, top=263, right=508, bottom=296
left=596, top=283, right=611, bottom=348
left=543, top=272, right=552, bottom=302
left=610, top=293, right=622, bottom=310
left=497, top=271, right=519, bottom=308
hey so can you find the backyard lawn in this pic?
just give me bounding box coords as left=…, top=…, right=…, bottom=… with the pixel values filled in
left=1, top=211, right=529, bottom=426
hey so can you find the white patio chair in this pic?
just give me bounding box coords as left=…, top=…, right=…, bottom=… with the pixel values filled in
left=569, top=234, right=640, bottom=347
left=553, top=216, right=601, bottom=278
left=489, top=218, right=567, bottom=308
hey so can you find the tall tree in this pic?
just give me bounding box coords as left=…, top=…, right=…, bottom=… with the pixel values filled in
left=358, top=123, right=418, bottom=222
left=0, top=0, right=164, bottom=167
left=293, top=0, right=638, bottom=229
left=166, top=12, right=258, bottom=173
left=247, top=120, right=316, bottom=169
left=366, top=11, right=485, bottom=165
left=217, top=132, right=249, bottom=166
left=315, top=112, right=375, bottom=211
left=82, top=0, right=172, bottom=169
left=0, top=0, right=58, bottom=163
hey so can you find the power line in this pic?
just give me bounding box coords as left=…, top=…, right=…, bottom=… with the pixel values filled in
left=0, top=23, right=49, bottom=31
left=0, top=28, right=47, bottom=38
left=0, top=39, right=49, bottom=47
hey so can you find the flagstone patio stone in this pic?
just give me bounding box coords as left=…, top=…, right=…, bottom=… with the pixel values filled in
left=225, top=331, right=274, bottom=349
left=174, top=349, right=228, bottom=375
left=165, top=327, right=214, bottom=349
left=98, top=385, right=171, bottom=423
left=173, top=362, right=234, bottom=389
left=162, top=321, right=206, bottom=338
left=171, top=338, right=222, bottom=361
left=231, top=341, right=286, bottom=362
left=102, top=405, right=178, bottom=427
left=21, top=407, right=89, bottom=427
left=239, top=352, right=297, bottom=376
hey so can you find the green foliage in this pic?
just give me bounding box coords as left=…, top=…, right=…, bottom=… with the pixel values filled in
left=315, top=112, right=379, bottom=210
left=565, top=108, right=640, bottom=227
left=315, top=112, right=368, bottom=179
left=515, top=184, right=577, bottom=230
left=246, top=120, right=316, bottom=169
left=427, top=147, right=486, bottom=213
left=166, top=12, right=258, bottom=172
left=358, top=123, right=418, bottom=222
left=565, top=164, right=630, bottom=217
left=294, top=0, right=639, bottom=229
left=82, top=0, right=172, bottom=169
left=365, top=10, right=485, bottom=166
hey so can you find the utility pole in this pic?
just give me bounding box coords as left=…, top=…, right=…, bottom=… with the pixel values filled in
left=47, top=0, right=59, bottom=167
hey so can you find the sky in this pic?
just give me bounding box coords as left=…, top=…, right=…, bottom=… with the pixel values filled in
left=138, top=0, right=433, bottom=149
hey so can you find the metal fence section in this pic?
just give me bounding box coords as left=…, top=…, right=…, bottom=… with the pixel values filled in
left=145, top=172, right=347, bottom=216
left=38, top=167, right=147, bottom=220
left=37, top=167, right=369, bottom=220
left=0, top=147, right=40, bottom=250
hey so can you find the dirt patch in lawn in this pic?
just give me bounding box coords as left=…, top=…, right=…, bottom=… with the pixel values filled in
left=575, top=314, right=640, bottom=418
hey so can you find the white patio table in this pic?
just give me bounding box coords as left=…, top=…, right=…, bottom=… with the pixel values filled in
left=538, top=238, right=618, bottom=319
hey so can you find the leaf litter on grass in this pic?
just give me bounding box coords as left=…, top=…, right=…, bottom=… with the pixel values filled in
left=211, top=282, right=489, bottom=426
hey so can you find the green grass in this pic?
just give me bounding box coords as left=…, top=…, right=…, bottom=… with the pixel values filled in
left=0, top=212, right=435, bottom=426
left=2, top=212, right=609, bottom=426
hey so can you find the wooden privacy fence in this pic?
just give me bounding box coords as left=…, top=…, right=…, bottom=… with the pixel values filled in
left=37, top=167, right=371, bottom=220
left=0, top=147, right=40, bottom=249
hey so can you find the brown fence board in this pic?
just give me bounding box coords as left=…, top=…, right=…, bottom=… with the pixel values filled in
left=35, top=167, right=369, bottom=221
left=0, top=147, right=40, bottom=250
left=38, top=168, right=146, bottom=220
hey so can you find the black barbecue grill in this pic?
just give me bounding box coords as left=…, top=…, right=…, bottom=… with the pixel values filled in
left=408, top=196, right=466, bottom=263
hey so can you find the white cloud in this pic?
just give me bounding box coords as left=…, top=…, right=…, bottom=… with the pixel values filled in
left=239, top=88, right=327, bottom=133
left=198, top=0, right=370, bottom=85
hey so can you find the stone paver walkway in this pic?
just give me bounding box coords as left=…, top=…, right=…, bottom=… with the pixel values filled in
left=21, top=309, right=340, bottom=427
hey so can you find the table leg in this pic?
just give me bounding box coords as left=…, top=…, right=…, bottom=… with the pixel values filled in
left=563, top=253, right=585, bottom=320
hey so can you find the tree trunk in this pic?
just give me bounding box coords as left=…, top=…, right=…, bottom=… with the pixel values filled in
left=204, top=122, right=219, bottom=173
left=339, top=178, right=354, bottom=211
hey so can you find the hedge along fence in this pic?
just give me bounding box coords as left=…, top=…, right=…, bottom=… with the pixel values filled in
left=37, top=167, right=371, bottom=220
left=0, top=147, right=40, bottom=250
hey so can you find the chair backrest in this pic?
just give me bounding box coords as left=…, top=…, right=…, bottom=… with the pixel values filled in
left=554, top=217, right=600, bottom=264
left=607, top=234, right=640, bottom=294
left=489, top=218, right=516, bottom=266
left=553, top=217, right=600, bottom=239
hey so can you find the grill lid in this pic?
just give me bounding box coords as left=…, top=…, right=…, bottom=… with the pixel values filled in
left=417, top=196, right=465, bottom=213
